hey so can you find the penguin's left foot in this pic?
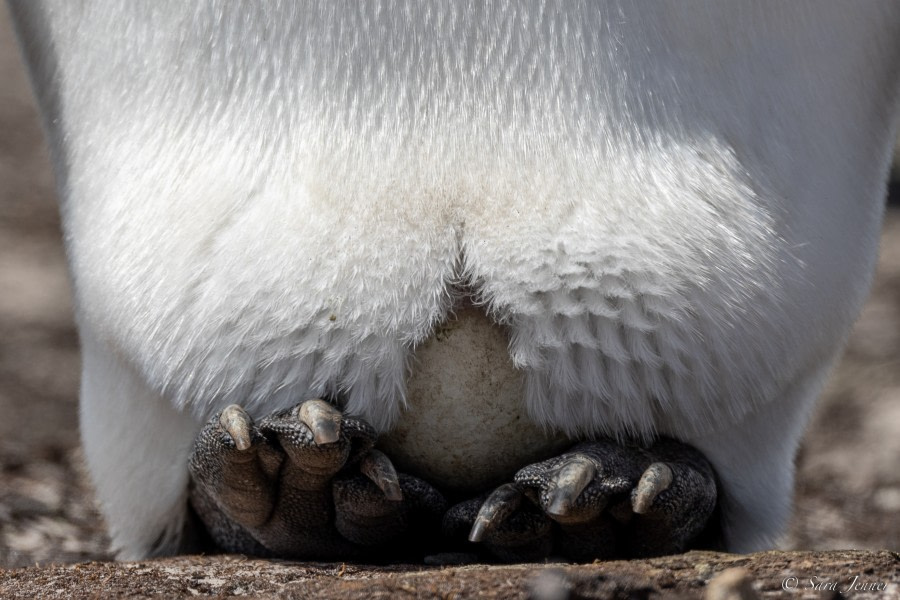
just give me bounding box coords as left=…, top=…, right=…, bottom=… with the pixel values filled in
left=443, top=437, right=717, bottom=562
left=187, top=399, right=447, bottom=560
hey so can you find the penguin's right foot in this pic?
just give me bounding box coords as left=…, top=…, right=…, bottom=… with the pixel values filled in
left=187, top=399, right=446, bottom=560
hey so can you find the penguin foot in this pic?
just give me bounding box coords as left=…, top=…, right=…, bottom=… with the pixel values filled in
left=187, top=399, right=446, bottom=560
left=444, top=438, right=717, bottom=562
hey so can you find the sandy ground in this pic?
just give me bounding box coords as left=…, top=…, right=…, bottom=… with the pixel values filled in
left=0, top=5, right=898, bottom=597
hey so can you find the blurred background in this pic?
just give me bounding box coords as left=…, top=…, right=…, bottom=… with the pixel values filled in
left=1, top=7, right=898, bottom=568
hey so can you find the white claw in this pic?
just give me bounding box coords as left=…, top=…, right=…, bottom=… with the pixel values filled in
left=545, top=455, right=596, bottom=517
left=360, top=449, right=403, bottom=501
left=296, top=399, right=342, bottom=445
left=219, top=404, right=253, bottom=451
left=632, top=462, right=674, bottom=514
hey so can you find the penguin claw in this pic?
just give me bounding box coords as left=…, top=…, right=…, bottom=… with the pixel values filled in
left=468, top=483, right=523, bottom=542
left=544, top=455, right=597, bottom=519
left=218, top=404, right=254, bottom=451
left=296, top=398, right=342, bottom=445
left=631, top=462, right=673, bottom=514
left=360, top=449, right=404, bottom=501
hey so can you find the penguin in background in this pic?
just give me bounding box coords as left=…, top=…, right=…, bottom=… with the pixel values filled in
left=7, top=1, right=900, bottom=561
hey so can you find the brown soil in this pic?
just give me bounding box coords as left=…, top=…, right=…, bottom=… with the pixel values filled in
left=0, top=4, right=898, bottom=598
left=1, top=551, right=898, bottom=599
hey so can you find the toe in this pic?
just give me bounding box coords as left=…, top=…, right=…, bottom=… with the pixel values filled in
left=450, top=484, right=553, bottom=562
left=631, top=461, right=674, bottom=514
left=360, top=449, right=404, bottom=501
left=624, top=439, right=718, bottom=557
left=515, top=446, right=633, bottom=526
left=469, top=483, right=523, bottom=542
left=333, top=474, right=405, bottom=546
left=258, top=399, right=377, bottom=475
left=189, top=405, right=275, bottom=538
left=190, top=405, right=266, bottom=478
left=297, top=399, right=341, bottom=444
left=333, top=471, right=446, bottom=555
left=542, top=454, right=598, bottom=522
left=217, top=404, right=257, bottom=452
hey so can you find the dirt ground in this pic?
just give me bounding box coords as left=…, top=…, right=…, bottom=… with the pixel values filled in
left=0, top=5, right=898, bottom=598
left=0, top=550, right=896, bottom=599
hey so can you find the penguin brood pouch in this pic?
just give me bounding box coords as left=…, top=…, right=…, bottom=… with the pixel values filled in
left=7, top=1, right=900, bottom=561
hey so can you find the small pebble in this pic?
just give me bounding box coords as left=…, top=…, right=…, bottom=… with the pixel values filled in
left=528, top=568, right=571, bottom=600
left=705, top=567, right=760, bottom=600
left=695, top=562, right=714, bottom=579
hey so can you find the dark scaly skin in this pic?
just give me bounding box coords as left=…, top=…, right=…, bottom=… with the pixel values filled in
left=190, top=399, right=717, bottom=562
left=188, top=400, right=446, bottom=560
left=445, top=437, right=718, bottom=562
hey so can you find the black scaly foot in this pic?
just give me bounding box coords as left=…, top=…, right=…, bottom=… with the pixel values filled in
left=445, top=437, right=717, bottom=562
left=188, top=400, right=446, bottom=560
